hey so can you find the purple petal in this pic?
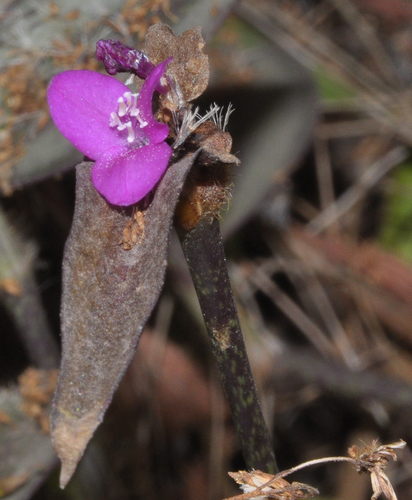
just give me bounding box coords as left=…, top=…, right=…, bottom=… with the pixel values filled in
left=137, top=58, right=173, bottom=145
left=91, top=142, right=172, bottom=206
left=47, top=70, right=130, bottom=159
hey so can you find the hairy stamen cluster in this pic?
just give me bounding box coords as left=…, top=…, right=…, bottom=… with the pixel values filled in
left=172, top=103, right=228, bottom=148
left=109, top=91, right=148, bottom=145
left=208, top=102, right=235, bottom=131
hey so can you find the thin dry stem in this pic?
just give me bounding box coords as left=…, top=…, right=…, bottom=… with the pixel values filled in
left=225, top=457, right=354, bottom=500
left=307, top=146, right=407, bottom=234
left=245, top=263, right=337, bottom=359
left=329, top=0, right=399, bottom=85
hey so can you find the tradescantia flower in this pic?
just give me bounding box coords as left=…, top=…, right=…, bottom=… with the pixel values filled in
left=47, top=58, right=173, bottom=206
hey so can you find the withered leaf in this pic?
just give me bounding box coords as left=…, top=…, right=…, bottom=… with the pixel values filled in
left=52, top=153, right=197, bottom=488
left=228, top=470, right=319, bottom=500
left=143, top=23, right=209, bottom=105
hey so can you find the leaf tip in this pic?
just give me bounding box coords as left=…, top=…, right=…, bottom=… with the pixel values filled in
left=51, top=407, right=101, bottom=488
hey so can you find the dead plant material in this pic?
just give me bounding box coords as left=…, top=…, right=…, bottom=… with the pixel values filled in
left=18, top=367, right=58, bottom=433
left=348, top=440, right=406, bottom=500
left=0, top=473, right=30, bottom=497
left=288, top=227, right=412, bottom=347
left=119, top=210, right=145, bottom=250
left=119, top=0, right=177, bottom=38
left=225, top=440, right=405, bottom=500
left=227, top=470, right=318, bottom=500
left=143, top=23, right=209, bottom=107
left=0, top=409, right=14, bottom=427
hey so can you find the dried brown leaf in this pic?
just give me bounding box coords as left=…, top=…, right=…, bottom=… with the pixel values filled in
left=371, top=469, right=398, bottom=500
left=143, top=23, right=209, bottom=105
left=228, top=470, right=318, bottom=500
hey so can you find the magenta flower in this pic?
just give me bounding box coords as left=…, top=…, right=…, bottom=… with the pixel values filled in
left=47, top=58, right=172, bottom=206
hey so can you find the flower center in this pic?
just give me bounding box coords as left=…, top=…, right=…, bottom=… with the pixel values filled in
left=109, top=91, right=148, bottom=146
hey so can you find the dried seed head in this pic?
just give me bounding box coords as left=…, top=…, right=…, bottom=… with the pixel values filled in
left=348, top=440, right=406, bottom=473
left=348, top=440, right=406, bottom=500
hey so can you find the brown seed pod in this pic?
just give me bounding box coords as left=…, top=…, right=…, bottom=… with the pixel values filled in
left=190, top=120, right=240, bottom=167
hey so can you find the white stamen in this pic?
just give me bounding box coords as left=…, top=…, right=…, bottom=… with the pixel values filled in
left=117, top=96, right=127, bottom=117
left=124, top=92, right=132, bottom=111
left=125, top=121, right=135, bottom=142
left=195, top=103, right=220, bottom=128
left=223, top=103, right=234, bottom=131
left=137, top=114, right=148, bottom=128
left=172, top=103, right=234, bottom=149
left=129, top=93, right=139, bottom=116
left=125, top=74, right=135, bottom=86
left=110, top=91, right=149, bottom=145
left=172, top=104, right=221, bottom=148
left=109, top=112, right=120, bottom=127
left=110, top=112, right=128, bottom=131
left=172, top=107, right=197, bottom=148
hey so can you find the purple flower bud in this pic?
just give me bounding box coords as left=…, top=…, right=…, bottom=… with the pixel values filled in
left=96, top=39, right=154, bottom=77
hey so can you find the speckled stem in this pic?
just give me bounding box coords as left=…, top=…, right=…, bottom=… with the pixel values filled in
left=178, top=217, right=278, bottom=473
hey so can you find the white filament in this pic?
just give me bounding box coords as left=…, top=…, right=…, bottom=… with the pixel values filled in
left=117, top=96, right=127, bottom=117
left=125, top=121, right=135, bottom=142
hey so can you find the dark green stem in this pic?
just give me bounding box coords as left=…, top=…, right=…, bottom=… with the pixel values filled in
left=178, top=217, right=278, bottom=473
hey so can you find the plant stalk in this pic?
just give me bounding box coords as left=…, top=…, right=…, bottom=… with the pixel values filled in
left=178, top=217, right=278, bottom=473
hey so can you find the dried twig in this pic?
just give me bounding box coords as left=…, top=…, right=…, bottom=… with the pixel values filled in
left=307, top=146, right=407, bottom=234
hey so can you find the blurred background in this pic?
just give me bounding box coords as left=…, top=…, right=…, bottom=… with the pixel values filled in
left=2, top=0, right=412, bottom=498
